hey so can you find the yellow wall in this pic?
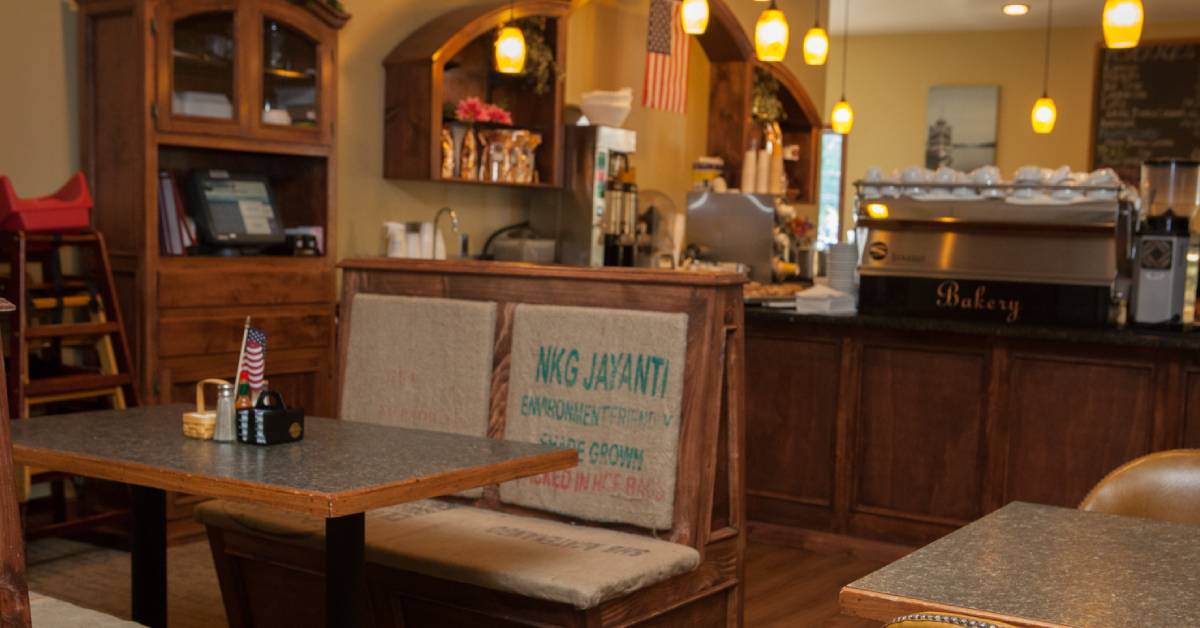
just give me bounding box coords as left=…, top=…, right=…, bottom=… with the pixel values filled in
left=823, top=22, right=1200, bottom=228
left=0, top=0, right=824, bottom=259
left=0, top=1, right=78, bottom=195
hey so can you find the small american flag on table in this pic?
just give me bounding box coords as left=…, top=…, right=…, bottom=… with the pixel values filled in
left=241, top=327, right=267, bottom=394
left=643, top=0, right=690, bottom=114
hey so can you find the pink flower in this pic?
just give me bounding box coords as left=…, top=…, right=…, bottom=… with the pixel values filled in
left=483, top=104, right=513, bottom=126
left=455, top=97, right=486, bottom=122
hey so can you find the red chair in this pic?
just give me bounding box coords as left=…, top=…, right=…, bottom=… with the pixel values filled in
left=0, top=172, right=92, bottom=232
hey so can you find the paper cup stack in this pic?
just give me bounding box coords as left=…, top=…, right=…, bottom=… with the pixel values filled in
left=829, top=242, right=858, bottom=293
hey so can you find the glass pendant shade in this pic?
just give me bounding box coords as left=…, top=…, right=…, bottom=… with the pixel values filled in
left=1102, top=0, right=1143, bottom=49
left=756, top=7, right=790, bottom=62
left=495, top=25, right=527, bottom=74
left=802, top=26, right=829, bottom=65
left=681, top=0, right=710, bottom=35
left=1031, top=96, right=1057, bottom=134
left=831, top=99, right=854, bottom=135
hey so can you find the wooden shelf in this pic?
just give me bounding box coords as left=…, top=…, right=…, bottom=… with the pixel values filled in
left=433, top=175, right=560, bottom=191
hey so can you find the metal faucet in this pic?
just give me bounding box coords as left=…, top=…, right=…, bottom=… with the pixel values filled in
left=433, top=207, right=465, bottom=258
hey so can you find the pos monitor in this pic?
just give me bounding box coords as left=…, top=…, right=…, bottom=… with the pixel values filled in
left=186, top=170, right=285, bottom=254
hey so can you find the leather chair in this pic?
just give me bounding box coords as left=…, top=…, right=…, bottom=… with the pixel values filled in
left=886, top=612, right=1016, bottom=627
left=1079, top=449, right=1200, bottom=526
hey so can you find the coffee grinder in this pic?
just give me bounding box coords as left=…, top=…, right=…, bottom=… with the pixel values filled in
left=1131, top=159, right=1200, bottom=327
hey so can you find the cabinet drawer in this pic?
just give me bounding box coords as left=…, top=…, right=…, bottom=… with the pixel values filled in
left=158, top=308, right=333, bottom=358
left=158, top=267, right=333, bottom=308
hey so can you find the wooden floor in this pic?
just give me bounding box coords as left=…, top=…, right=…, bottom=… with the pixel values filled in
left=26, top=537, right=883, bottom=627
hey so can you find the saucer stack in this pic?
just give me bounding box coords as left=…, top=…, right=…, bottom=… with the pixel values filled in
left=829, top=242, right=858, bottom=293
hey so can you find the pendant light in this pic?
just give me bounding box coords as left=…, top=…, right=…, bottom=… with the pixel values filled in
left=1030, top=0, right=1056, bottom=134
left=681, top=0, right=710, bottom=35
left=755, top=1, right=790, bottom=62
left=802, top=0, right=830, bottom=66
left=1102, top=0, right=1143, bottom=49
left=830, top=0, right=853, bottom=135
left=494, top=0, right=526, bottom=75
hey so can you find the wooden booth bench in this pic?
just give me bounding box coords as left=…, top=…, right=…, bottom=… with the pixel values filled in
left=195, top=259, right=747, bottom=627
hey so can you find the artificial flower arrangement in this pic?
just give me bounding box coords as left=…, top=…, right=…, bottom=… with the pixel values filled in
left=454, top=97, right=513, bottom=126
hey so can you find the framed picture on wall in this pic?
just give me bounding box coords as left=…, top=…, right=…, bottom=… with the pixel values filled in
left=925, top=85, right=999, bottom=171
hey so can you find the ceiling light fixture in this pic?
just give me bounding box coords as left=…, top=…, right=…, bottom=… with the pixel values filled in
left=755, top=0, right=790, bottom=62
left=1002, top=3, right=1030, bottom=16
left=1031, top=0, right=1057, bottom=134
left=681, top=0, right=710, bottom=35
left=1103, top=0, right=1143, bottom=49
left=803, top=0, right=830, bottom=65
left=831, top=0, right=853, bottom=134
left=494, top=0, right=526, bottom=74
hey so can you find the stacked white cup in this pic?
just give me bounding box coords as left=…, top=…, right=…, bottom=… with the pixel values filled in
left=828, top=242, right=858, bottom=293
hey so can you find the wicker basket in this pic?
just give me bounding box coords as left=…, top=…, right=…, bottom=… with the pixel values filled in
left=182, top=378, right=230, bottom=440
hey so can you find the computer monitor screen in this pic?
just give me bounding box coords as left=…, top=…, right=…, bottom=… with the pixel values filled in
left=187, top=171, right=285, bottom=247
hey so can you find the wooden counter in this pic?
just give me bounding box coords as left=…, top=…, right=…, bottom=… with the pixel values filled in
left=745, top=308, right=1200, bottom=552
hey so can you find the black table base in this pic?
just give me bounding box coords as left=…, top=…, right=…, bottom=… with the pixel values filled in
left=326, top=513, right=366, bottom=628
left=131, top=485, right=166, bottom=628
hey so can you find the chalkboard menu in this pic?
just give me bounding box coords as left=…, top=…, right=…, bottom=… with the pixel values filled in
left=1092, top=41, right=1200, bottom=184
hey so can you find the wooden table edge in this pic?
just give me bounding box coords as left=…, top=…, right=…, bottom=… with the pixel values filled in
left=14, top=444, right=578, bottom=518
left=838, top=586, right=1070, bottom=628
left=325, top=447, right=579, bottom=517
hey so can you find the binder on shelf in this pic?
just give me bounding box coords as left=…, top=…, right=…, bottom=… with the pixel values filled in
left=158, top=171, right=195, bottom=256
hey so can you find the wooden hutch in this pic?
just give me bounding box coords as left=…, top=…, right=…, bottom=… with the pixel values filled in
left=77, top=0, right=346, bottom=529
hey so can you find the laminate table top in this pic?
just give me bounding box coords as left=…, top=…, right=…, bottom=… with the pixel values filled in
left=11, top=404, right=577, bottom=517
left=840, top=501, right=1200, bottom=627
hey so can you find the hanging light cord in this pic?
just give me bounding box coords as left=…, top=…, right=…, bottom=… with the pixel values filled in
left=840, top=0, right=851, bottom=100
left=814, top=0, right=823, bottom=27
left=1041, top=0, right=1053, bottom=97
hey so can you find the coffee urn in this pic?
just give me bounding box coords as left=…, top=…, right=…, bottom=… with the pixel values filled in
left=1131, top=159, right=1200, bottom=326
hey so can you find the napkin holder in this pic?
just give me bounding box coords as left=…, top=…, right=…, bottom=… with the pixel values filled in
left=236, top=390, right=305, bottom=446
left=182, top=378, right=230, bottom=440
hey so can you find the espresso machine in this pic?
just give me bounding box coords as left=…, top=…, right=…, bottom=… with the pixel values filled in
left=1131, top=159, right=1200, bottom=327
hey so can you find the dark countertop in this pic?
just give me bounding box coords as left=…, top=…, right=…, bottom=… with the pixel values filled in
left=746, top=305, right=1200, bottom=351
left=11, top=404, right=576, bottom=517
left=843, top=502, right=1200, bottom=626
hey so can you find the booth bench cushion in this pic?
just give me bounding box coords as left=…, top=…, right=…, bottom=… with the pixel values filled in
left=29, top=591, right=143, bottom=627
left=194, top=498, right=700, bottom=610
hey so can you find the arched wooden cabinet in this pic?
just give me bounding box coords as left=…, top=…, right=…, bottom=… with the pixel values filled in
left=699, top=0, right=823, bottom=202
left=382, top=1, right=570, bottom=188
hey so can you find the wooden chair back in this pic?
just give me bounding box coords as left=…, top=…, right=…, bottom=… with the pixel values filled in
left=337, top=260, right=745, bottom=551
left=0, top=298, right=32, bottom=626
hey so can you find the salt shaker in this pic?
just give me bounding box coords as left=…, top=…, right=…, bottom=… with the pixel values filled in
left=213, top=383, right=236, bottom=442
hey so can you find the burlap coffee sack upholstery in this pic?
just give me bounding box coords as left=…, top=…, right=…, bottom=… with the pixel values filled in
left=499, top=304, right=688, bottom=530
left=340, top=294, right=496, bottom=497
left=194, top=499, right=699, bottom=610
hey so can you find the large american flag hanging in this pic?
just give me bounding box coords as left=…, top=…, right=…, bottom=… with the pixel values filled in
left=642, top=0, right=690, bottom=114
left=242, top=327, right=267, bottom=392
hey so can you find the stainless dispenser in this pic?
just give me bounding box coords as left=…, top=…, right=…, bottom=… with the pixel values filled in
left=531, top=126, right=636, bottom=266
left=1131, top=159, right=1200, bottom=327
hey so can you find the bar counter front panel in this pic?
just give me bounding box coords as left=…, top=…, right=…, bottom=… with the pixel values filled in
left=745, top=308, right=1200, bottom=548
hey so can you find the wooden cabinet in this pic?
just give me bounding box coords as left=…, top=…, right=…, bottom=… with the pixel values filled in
left=78, top=0, right=346, bottom=421
left=152, top=0, right=340, bottom=144
left=745, top=314, right=1193, bottom=549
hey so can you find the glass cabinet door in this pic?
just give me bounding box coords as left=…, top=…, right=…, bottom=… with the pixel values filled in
left=170, top=12, right=236, bottom=120
left=261, top=19, right=319, bottom=129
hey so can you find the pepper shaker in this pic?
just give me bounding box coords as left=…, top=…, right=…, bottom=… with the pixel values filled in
left=213, top=383, right=237, bottom=442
